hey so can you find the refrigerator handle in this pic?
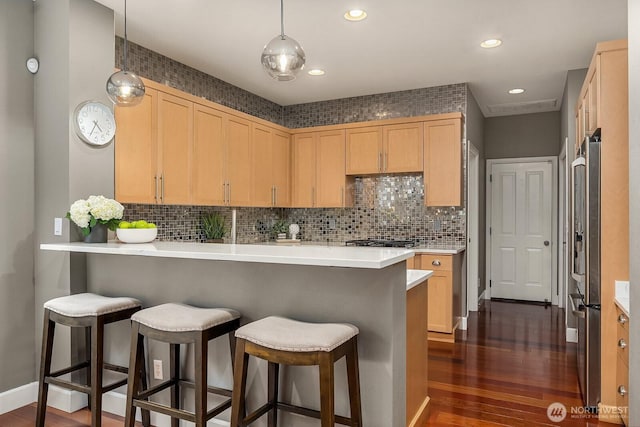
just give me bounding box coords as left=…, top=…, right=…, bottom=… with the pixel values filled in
left=570, top=293, right=586, bottom=318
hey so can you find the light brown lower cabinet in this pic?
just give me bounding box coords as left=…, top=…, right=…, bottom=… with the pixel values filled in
left=615, top=306, right=629, bottom=425
left=419, top=253, right=462, bottom=342
left=406, top=276, right=429, bottom=426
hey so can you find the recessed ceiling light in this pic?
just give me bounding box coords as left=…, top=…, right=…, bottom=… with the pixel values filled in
left=480, top=39, right=502, bottom=49
left=508, top=88, right=526, bottom=94
left=344, top=9, right=367, bottom=21
left=308, top=69, right=325, bottom=76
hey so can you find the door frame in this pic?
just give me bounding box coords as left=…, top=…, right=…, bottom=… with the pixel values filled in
left=558, top=139, right=568, bottom=312
left=485, top=156, right=559, bottom=304
left=467, top=141, right=480, bottom=312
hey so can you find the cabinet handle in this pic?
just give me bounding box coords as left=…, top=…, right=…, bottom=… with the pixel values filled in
left=618, top=314, right=628, bottom=325
left=341, top=186, right=345, bottom=207
left=618, top=339, right=627, bottom=349
left=274, top=186, right=278, bottom=206
left=312, top=187, right=316, bottom=207
left=154, top=176, right=158, bottom=203
left=618, top=385, right=627, bottom=396
left=228, top=182, right=231, bottom=205
left=159, top=175, right=164, bottom=202
left=378, top=152, right=382, bottom=172
left=432, top=259, right=441, bottom=267
left=383, top=152, right=387, bottom=172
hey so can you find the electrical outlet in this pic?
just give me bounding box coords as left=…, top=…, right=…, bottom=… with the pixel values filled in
left=153, top=359, right=163, bottom=380
left=328, top=218, right=336, bottom=230
left=54, top=218, right=63, bottom=236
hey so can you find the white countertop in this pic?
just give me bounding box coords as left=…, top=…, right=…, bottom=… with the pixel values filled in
left=412, top=246, right=466, bottom=254
left=615, top=280, right=630, bottom=316
left=406, top=269, right=433, bottom=290
left=40, top=241, right=413, bottom=269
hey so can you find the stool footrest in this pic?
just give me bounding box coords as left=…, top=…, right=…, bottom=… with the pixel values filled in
left=134, top=400, right=196, bottom=423
left=277, top=402, right=353, bottom=426
left=45, top=377, right=91, bottom=394
left=102, top=378, right=128, bottom=394
left=49, top=361, right=90, bottom=379
left=136, top=379, right=176, bottom=400
left=243, top=402, right=273, bottom=425
left=178, top=379, right=233, bottom=398
left=104, top=362, right=128, bottom=374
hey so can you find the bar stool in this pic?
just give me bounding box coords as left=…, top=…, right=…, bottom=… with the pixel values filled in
left=36, top=292, right=149, bottom=427
left=230, top=316, right=362, bottom=427
left=124, top=303, right=241, bottom=427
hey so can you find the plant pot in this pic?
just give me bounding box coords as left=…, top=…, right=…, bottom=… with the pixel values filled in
left=84, top=223, right=108, bottom=243
left=205, top=238, right=224, bottom=243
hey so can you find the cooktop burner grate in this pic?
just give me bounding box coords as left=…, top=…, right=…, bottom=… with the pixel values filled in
left=345, top=239, right=416, bottom=248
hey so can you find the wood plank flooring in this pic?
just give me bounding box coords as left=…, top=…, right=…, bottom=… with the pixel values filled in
left=427, top=300, right=610, bottom=426
left=0, top=300, right=614, bottom=426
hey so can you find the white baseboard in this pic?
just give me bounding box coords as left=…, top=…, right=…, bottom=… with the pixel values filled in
left=459, top=316, right=468, bottom=331
left=566, top=328, right=578, bottom=343
left=0, top=384, right=230, bottom=425
left=0, top=382, right=37, bottom=414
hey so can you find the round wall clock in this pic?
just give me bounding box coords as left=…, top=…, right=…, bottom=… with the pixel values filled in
left=73, top=101, right=116, bottom=146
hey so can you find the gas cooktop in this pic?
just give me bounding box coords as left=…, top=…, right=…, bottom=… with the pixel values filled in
left=345, top=239, right=416, bottom=248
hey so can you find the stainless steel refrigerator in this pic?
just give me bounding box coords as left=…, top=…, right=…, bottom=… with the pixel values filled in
left=570, top=131, right=601, bottom=411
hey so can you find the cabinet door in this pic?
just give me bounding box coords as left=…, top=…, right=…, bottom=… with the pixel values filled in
left=427, top=272, right=453, bottom=333
left=272, top=130, right=291, bottom=207
left=193, top=104, right=226, bottom=206
left=115, top=88, right=158, bottom=204
left=226, top=116, right=252, bottom=206
left=316, top=130, right=346, bottom=207
left=383, top=123, right=423, bottom=173
left=587, top=57, right=600, bottom=135
left=157, top=92, right=192, bottom=205
left=424, top=119, right=462, bottom=206
left=291, top=133, right=316, bottom=207
left=251, top=124, right=274, bottom=207
left=345, top=126, right=382, bottom=175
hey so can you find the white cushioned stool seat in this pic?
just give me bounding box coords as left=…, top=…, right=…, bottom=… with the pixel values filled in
left=132, top=303, right=240, bottom=332
left=44, top=293, right=141, bottom=317
left=235, top=316, right=359, bottom=352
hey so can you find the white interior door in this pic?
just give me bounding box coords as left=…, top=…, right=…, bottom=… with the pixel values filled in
left=490, top=161, right=553, bottom=302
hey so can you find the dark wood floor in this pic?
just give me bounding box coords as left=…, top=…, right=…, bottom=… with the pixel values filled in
left=427, top=300, right=609, bottom=426
left=0, top=300, right=613, bottom=426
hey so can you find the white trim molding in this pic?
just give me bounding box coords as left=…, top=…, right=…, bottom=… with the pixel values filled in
left=0, top=382, right=37, bottom=415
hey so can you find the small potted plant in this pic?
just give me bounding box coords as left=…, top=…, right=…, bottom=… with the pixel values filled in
left=202, top=212, right=227, bottom=243
left=271, top=218, right=289, bottom=241
left=66, top=195, right=124, bottom=243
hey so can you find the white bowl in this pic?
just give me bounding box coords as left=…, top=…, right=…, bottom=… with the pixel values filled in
left=116, top=227, right=157, bottom=243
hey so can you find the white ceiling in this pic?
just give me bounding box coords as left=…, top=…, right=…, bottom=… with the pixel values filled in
left=94, top=0, right=627, bottom=117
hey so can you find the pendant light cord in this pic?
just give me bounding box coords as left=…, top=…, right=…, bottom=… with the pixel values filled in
left=280, top=0, right=285, bottom=39
left=123, top=0, right=128, bottom=72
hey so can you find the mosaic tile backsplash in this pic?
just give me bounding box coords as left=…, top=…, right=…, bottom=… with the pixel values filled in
left=117, top=39, right=468, bottom=247
left=123, top=175, right=465, bottom=247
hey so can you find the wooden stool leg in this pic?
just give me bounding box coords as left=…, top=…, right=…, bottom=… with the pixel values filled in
left=90, top=317, right=105, bottom=427
left=319, top=352, right=335, bottom=427
left=85, top=326, right=92, bottom=411
left=231, top=338, right=249, bottom=427
left=36, top=310, right=55, bottom=427
left=194, top=334, right=208, bottom=427
left=346, top=338, right=362, bottom=427
left=125, top=323, right=143, bottom=427
left=267, top=362, right=279, bottom=427
left=139, top=345, right=151, bottom=427
left=170, top=343, right=180, bottom=427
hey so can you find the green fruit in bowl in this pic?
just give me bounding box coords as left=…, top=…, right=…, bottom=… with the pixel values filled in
left=118, top=221, right=131, bottom=229
left=147, top=223, right=156, bottom=228
left=136, top=220, right=148, bottom=228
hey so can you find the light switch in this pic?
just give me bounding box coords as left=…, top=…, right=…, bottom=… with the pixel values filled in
left=54, top=218, right=63, bottom=236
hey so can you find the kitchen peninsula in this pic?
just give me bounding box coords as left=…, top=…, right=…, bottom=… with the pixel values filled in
left=41, top=241, right=430, bottom=427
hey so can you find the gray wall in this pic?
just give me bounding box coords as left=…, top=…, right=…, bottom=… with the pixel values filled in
left=34, top=0, right=115, bottom=374
left=466, top=88, right=486, bottom=301
left=560, top=68, right=587, bottom=330
left=484, top=111, right=561, bottom=159
left=628, top=0, right=639, bottom=423
left=0, top=0, right=35, bottom=393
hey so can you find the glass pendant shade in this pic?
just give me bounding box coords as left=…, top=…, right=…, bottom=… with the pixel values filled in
left=261, top=35, right=306, bottom=81
left=106, top=70, right=145, bottom=106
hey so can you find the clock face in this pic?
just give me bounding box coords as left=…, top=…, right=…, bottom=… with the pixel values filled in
left=73, top=101, right=116, bottom=146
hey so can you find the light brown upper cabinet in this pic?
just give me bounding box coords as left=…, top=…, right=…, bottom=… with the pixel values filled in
left=292, top=130, right=353, bottom=208
left=423, top=118, right=462, bottom=206
left=157, top=92, right=193, bottom=205
left=346, top=123, right=423, bottom=175
left=586, top=55, right=600, bottom=136
left=192, top=103, right=225, bottom=205
left=115, top=87, right=158, bottom=204
left=225, top=116, right=252, bottom=206
left=115, top=88, right=193, bottom=205
left=251, top=124, right=291, bottom=207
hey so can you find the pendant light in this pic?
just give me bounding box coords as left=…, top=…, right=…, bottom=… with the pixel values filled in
left=106, top=0, right=145, bottom=106
left=261, top=0, right=306, bottom=81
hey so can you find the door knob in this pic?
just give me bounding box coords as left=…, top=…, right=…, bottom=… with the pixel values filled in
left=544, top=240, right=550, bottom=246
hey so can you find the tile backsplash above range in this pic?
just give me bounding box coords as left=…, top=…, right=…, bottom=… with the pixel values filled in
left=123, top=175, right=465, bottom=247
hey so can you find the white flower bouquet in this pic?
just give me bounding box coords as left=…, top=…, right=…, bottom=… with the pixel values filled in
left=66, top=195, right=124, bottom=236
